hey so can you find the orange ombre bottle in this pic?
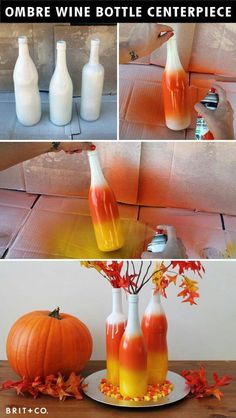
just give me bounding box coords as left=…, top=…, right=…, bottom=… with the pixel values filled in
left=87, top=149, right=124, bottom=252
left=141, top=286, right=168, bottom=385
left=162, top=35, right=191, bottom=131
left=119, top=294, right=148, bottom=398
left=106, top=288, right=126, bottom=386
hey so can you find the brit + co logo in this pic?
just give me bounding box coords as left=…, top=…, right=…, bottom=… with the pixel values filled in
left=5, top=407, right=48, bottom=415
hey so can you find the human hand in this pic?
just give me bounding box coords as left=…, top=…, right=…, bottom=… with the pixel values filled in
left=53, top=142, right=95, bottom=154
left=129, top=23, right=174, bottom=58
left=141, top=225, right=188, bottom=259
left=194, top=84, right=235, bottom=140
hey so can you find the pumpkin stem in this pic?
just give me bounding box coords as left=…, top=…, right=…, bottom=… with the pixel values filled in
left=49, top=307, right=62, bottom=320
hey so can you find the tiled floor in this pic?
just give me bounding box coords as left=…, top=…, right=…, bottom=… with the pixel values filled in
left=119, top=64, right=236, bottom=140
left=1, top=189, right=235, bottom=259
left=0, top=93, right=117, bottom=140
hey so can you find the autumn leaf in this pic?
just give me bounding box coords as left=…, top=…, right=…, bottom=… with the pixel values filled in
left=181, top=366, right=232, bottom=400
left=0, top=372, right=85, bottom=401
left=165, top=274, right=178, bottom=285
left=171, top=261, right=205, bottom=277
left=177, top=277, right=200, bottom=305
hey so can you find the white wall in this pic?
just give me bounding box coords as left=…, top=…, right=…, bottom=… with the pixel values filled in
left=0, top=260, right=235, bottom=361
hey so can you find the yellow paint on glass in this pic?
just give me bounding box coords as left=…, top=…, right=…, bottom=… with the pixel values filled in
left=119, top=368, right=148, bottom=398
left=147, top=352, right=168, bottom=384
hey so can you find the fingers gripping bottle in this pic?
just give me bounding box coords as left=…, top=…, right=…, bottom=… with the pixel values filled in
left=87, top=149, right=124, bottom=252
left=141, top=286, right=168, bottom=385
left=106, top=288, right=126, bottom=386
left=195, top=88, right=219, bottom=140
left=13, top=36, right=41, bottom=126
left=162, top=35, right=191, bottom=131
left=80, top=38, right=104, bottom=121
left=119, top=294, right=148, bottom=398
left=49, top=40, right=73, bottom=126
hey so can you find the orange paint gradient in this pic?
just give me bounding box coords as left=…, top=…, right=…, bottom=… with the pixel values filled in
left=119, top=334, right=148, bottom=397
left=89, top=185, right=124, bottom=252
left=142, top=313, right=168, bottom=385
left=162, top=69, right=191, bottom=131
left=106, top=322, right=125, bottom=386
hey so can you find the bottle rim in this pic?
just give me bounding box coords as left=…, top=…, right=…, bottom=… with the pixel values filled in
left=87, top=149, right=98, bottom=157
left=112, top=287, right=121, bottom=293
left=18, top=36, right=28, bottom=44
left=57, top=40, right=66, bottom=49
left=91, top=38, right=100, bottom=46
left=128, top=294, right=139, bottom=302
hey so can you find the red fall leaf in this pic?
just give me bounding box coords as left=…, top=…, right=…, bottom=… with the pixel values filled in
left=181, top=366, right=232, bottom=400
left=0, top=372, right=86, bottom=401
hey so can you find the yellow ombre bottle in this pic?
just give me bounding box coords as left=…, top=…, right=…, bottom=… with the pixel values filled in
left=119, top=294, right=148, bottom=398
left=106, top=288, right=126, bottom=386
left=87, top=150, right=124, bottom=252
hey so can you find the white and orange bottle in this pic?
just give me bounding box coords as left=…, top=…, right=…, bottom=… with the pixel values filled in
left=49, top=40, right=73, bottom=126
left=87, top=149, right=124, bottom=252
left=80, top=38, right=104, bottom=121
left=141, top=286, right=168, bottom=385
left=119, top=294, right=148, bottom=398
left=162, top=35, right=191, bottom=131
left=13, top=36, right=41, bottom=126
left=106, top=288, right=126, bottom=386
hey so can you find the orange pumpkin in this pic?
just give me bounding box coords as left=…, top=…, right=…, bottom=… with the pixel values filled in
left=6, top=308, right=93, bottom=380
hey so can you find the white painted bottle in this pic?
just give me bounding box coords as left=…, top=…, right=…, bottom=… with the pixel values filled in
left=49, top=40, right=73, bottom=126
left=80, top=38, right=104, bottom=121
left=13, top=36, right=41, bottom=126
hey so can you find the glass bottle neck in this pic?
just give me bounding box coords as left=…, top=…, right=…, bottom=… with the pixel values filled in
left=56, top=48, right=68, bottom=71
left=145, top=286, right=164, bottom=317
left=89, top=44, right=99, bottom=64
left=18, top=43, right=30, bottom=59
left=88, top=151, right=107, bottom=186
left=166, top=37, right=183, bottom=72
left=112, top=288, right=123, bottom=314
left=126, top=294, right=141, bottom=335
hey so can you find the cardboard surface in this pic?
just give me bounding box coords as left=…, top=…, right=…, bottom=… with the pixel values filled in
left=119, top=45, right=236, bottom=140
left=0, top=164, right=25, bottom=191
left=138, top=142, right=236, bottom=215
left=2, top=190, right=236, bottom=259
left=0, top=189, right=37, bottom=208
left=7, top=209, right=153, bottom=259
left=120, top=120, right=185, bottom=140
left=2, top=142, right=236, bottom=214
left=0, top=189, right=38, bottom=257
left=0, top=92, right=117, bottom=140
left=77, top=96, right=117, bottom=140
left=0, top=205, right=31, bottom=258
left=189, top=23, right=236, bottom=76
left=34, top=195, right=139, bottom=219
left=23, top=142, right=141, bottom=205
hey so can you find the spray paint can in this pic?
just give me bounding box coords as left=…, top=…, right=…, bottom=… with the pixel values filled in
left=147, top=230, right=167, bottom=253
left=195, top=87, right=219, bottom=140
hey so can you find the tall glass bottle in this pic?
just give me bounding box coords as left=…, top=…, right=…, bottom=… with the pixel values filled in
left=80, top=38, right=104, bottom=121
left=119, top=294, right=148, bottom=398
left=162, top=35, right=191, bottom=131
left=106, top=288, right=126, bottom=386
left=49, top=40, right=73, bottom=126
left=87, top=150, right=124, bottom=252
left=13, top=36, right=41, bottom=126
left=141, top=286, right=168, bottom=385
